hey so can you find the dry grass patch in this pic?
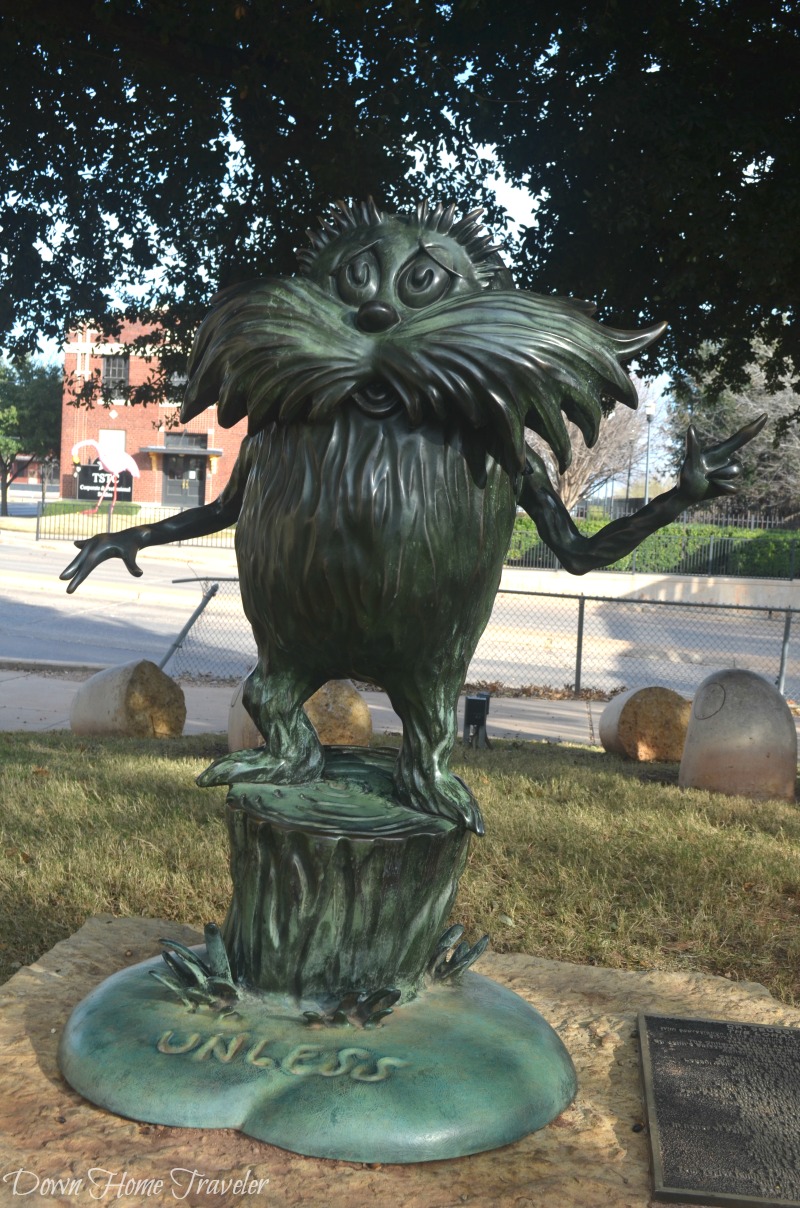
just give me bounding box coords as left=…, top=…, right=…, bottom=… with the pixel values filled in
left=1, top=732, right=798, bottom=1004
left=0, top=732, right=231, bottom=983
left=451, top=742, right=800, bottom=1005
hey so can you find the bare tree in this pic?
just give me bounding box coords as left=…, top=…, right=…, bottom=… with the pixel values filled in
left=527, top=377, right=659, bottom=511
left=666, top=343, right=800, bottom=515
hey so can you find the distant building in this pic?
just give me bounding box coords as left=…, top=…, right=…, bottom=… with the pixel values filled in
left=8, top=453, right=57, bottom=491
left=60, top=322, right=248, bottom=508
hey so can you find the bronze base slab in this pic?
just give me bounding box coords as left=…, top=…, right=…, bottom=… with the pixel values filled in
left=59, top=954, right=577, bottom=1164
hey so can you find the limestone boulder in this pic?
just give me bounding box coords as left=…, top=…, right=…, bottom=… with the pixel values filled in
left=679, top=668, right=797, bottom=801
left=228, top=678, right=372, bottom=751
left=304, top=679, right=373, bottom=746
left=227, top=681, right=264, bottom=750
left=69, top=660, right=186, bottom=739
left=599, top=686, right=691, bottom=762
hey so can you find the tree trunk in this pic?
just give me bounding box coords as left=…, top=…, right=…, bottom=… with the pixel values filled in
left=220, top=748, right=472, bottom=1004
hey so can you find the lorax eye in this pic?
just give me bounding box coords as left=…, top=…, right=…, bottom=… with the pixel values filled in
left=397, top=252, right=451, bottom=308
left=335, top=249, right=380, bottom=305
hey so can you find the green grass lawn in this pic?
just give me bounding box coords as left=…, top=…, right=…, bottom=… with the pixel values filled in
left=1, top=731, right=798, bottom=1004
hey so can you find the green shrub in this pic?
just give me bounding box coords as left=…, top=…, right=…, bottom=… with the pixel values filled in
left=507, top=514, right=799, bottom=579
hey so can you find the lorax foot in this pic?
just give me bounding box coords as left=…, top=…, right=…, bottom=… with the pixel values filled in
left=197, top=746, right=324, bottom=789
left=393, top=768, right=485, bottom=836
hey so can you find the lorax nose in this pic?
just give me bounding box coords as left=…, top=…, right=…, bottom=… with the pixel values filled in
left=356, top=300, right=401, bottom=333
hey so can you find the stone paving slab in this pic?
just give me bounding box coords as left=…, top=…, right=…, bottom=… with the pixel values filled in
left=2, top=916, right=799, bottom=1208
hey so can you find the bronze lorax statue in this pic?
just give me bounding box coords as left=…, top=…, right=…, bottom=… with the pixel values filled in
left=62, top=199, right=764, bottom=834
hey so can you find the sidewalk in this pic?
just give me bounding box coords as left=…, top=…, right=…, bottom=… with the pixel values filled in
left=0, top=662, right=601, bottom=746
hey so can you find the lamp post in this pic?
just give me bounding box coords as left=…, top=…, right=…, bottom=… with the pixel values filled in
left=644, top=402, right=656, bottom=505
left=625, top=441, right=634, bottom=512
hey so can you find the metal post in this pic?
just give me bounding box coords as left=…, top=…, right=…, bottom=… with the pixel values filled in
left=463, top=693, right=491, bottom=748
left=158, top=582, right=220, bottom=671
left=35, top=501, right=42, bottom=541
left=644, top=404, right=655, bottom=506
left=574, top=596, right=585, bottom=696
left=777, top=610, right=793, bottom=696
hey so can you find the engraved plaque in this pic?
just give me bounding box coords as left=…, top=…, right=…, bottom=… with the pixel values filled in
left=639, top=1013, right=800, bottom=1207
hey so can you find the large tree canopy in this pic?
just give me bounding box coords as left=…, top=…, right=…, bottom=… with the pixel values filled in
left=2, top=0, right=490, bottom=382
left=0, top=358, right=62, bottom=514
left=1, top=0, right=797, bottom=398
left=460, top=2, right=800, bottom=397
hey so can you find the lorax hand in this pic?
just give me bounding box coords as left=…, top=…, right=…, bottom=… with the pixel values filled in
left=59, top=531, right=145, bottom=594
left=677, top=415, right=767, bottom=504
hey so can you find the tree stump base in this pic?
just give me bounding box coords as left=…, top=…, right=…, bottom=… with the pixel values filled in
left=221, top=746, right=471, bottom=1003
left=59, top=747, right=577, bottom=1161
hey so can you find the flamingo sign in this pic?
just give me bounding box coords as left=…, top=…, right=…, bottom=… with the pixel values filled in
left=72, top=439, right=140, bottom=514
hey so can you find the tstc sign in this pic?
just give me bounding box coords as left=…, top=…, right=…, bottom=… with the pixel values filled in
left=77, top=462, right=134, bottom=501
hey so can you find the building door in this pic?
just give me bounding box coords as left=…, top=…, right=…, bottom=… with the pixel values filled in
left=161, top=434, right=207, bottom=507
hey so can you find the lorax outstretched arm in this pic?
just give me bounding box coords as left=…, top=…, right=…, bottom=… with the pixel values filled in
left=60, top=436, right=257, bottom=593
left=519, top=416, right=766, bottom=576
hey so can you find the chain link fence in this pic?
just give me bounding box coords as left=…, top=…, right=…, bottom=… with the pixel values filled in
left=163, top=578, right=800, bottom=703
left=166, top=579, right=256, bottom=680
left=470, top=590, right=798, bottom=700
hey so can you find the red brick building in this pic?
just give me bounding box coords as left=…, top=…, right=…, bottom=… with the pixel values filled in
left=60, top=323, right=248, bottom=508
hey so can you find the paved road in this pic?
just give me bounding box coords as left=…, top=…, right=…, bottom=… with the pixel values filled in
left=0, top=531, right=238, bottom=668
left=1, top=529, right=796, bottom=700
left=6, top=502, right=40, bottom=518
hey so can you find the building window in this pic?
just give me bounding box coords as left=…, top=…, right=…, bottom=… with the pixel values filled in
left=98, top=428, right=127, bottom=458
left=102, top=355, right=129, bottom=396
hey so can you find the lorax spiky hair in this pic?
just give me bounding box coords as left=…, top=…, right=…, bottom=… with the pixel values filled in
left=181, top=199, right=664, bottom=475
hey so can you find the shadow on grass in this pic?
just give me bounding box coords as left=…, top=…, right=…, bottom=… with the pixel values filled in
left=3, top=731, right=800, bottom=1003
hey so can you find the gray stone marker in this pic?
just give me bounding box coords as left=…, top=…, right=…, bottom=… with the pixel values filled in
left=680, top=669, right=797, bottom=802
left=639, top=1013, right=800, bottom=1206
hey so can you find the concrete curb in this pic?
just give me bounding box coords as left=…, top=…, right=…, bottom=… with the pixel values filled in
left=0, top=657, right=109, bottom=675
